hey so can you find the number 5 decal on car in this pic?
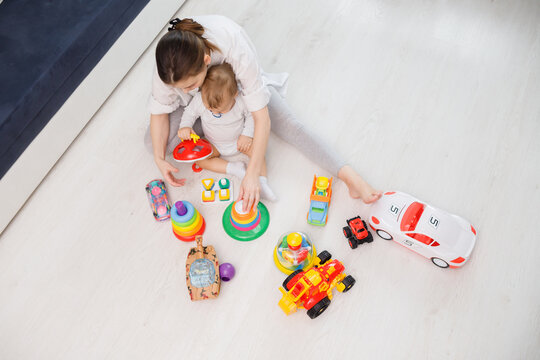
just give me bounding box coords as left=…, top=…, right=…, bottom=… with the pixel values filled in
left=389, top=204, right=401, bottom=220
left=429, top=215, right=440, bottom=229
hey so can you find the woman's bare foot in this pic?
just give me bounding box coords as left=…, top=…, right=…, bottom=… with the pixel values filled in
left=338, top=165, right=382, bottom=204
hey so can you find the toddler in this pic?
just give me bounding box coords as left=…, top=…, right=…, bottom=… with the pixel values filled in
left=178, top=63, right=277, bottom=201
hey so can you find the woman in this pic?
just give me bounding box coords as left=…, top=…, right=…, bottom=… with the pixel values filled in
left=145, top=15, right=381, bottom=211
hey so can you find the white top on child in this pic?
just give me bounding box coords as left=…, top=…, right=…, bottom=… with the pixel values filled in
left=179, top=92, right=254, bottom=156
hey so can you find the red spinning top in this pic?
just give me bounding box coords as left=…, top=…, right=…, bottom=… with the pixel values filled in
left=172, top=134, right=213, bottom=163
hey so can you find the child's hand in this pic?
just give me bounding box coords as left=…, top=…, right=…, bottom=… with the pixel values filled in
left=237, top=135, right=253, bottom=153
left=178, top=127, right=194, bottom=141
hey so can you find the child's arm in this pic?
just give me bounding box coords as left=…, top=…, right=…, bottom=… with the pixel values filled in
left=241, top=109, right=255, bottom=138
left=237, top=109, right=255, bottom=153
left=178, top=95, right=202, bottom=140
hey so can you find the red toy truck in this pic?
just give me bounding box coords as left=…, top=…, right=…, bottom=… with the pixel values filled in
left=343, top=216, right=373, bottom=249
left=278, top=251, right=355, bottom=319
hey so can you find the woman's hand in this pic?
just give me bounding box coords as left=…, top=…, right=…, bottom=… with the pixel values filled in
left=177, top=127, right=195, bottom=141
left=237, top=171, right=260, bottom=212
left=237, top=106, right=270, bottom=212
left=155, top=158, right=186, bottom=187
left=237, top=135, right=253, bottom=153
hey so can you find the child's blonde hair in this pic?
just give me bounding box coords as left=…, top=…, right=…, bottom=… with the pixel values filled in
left=201, top=63, right=238, bottom=109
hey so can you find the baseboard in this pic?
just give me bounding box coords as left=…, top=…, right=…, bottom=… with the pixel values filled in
left=0, top=0, right=185, bottom=235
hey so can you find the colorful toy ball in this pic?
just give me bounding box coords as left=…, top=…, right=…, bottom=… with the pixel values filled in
left=273, top=231, right=317, bottom=275
left=219, top=263, right=236, bottom=282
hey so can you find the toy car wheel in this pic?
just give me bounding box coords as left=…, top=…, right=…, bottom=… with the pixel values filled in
left=282, top=269, right=303, bottom=290
left=376, top=230, right=393, bottom=240
left=307, top=296, right=331, bottom=319
left=317, top=250, right=332, bottom=265
left=348, top=237, right=358, bottom=249
left=339, top=275, right=356, bottom=293
left=343, top=226, right=352, bottom=238
left=431, top=257, right=449, bottom=268
left=365, top=232, right=374, bottom=243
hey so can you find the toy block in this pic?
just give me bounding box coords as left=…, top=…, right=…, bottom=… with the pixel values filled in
left=218, top=178, right=230, bottom=189
left=202, top=178, right=215, bottom=191
left=219, top=188, right=230, bottom=201
left=200, top=177, right=233, bottom=205
left=202, top=190, right=215, bottom=202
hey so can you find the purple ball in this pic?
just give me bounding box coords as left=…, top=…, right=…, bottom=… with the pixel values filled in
left=219, top=263, right=235, bottom=282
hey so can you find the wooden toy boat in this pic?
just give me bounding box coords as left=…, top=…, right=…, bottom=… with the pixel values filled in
left=185, top=235, right=220, bottom=301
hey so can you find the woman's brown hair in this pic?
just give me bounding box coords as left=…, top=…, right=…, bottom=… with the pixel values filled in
left=156, top=18, right=220, bottom=84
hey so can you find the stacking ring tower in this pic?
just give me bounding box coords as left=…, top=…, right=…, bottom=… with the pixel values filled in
left=222, top=200, right=269, bottom=241
left=171, top=201, right=206, bottom=242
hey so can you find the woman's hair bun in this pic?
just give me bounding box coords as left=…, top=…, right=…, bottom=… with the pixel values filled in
left=167, top=18, right=204, bottom=36
left=167, top=18, right=181, bottom=31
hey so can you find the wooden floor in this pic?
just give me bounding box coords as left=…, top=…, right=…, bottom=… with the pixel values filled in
left=1, top=0, right=539, bottom=358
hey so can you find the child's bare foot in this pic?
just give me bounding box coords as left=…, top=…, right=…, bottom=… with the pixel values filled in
left=338, top=165, right=382, bottom=204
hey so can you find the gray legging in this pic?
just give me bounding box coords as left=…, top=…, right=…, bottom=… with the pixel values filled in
left=144, top=86, right=346, bottom=176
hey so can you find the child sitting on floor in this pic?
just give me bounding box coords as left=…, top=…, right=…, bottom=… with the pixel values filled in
left=178, top=63, right=277, bottom=201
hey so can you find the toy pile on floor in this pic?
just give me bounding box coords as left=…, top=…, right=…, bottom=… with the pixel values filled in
left=145, top=139, right=478, bottom=318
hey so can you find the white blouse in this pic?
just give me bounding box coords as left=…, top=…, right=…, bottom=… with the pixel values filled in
left=148, top=15, right=288, bottom=115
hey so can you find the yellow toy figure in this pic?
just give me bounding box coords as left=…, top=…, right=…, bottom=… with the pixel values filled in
left=307, top=175, right=333, bottom=226
left=314, top=176, right=329, bottom=196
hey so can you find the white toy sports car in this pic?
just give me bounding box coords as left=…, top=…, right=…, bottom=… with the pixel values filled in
left=368, top=191, right=477, bottom=268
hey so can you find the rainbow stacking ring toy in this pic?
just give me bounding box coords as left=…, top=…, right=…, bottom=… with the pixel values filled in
left=171, top=201, right=206, bottom=242
left=222, top=200, right=269, bottom=241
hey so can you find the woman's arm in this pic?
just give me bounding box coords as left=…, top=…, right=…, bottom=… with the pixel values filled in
left=217, top=26, right=272, bottom=210
left=150, top=113, right=169, bottom=161
left=150, top=113, right=186, bottom=187
left=239, top=106, right=270, bottom=211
